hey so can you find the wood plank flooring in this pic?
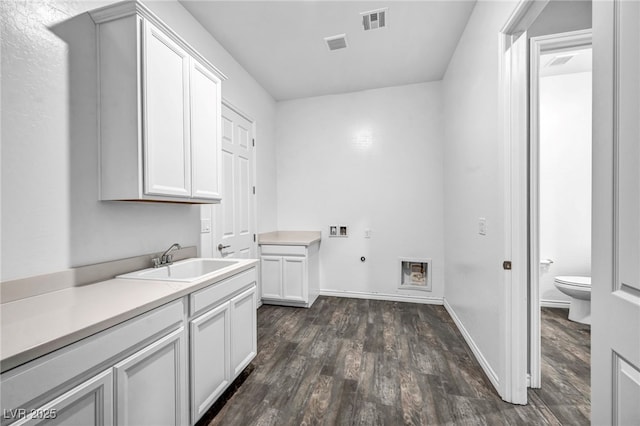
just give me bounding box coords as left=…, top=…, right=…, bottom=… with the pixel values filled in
left=530, top=308, right=591, bottom=425
left=198, top=298, right=590, bottom=426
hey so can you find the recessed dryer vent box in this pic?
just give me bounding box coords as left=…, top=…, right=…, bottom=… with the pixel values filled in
left=398, top=258, right=432, bottom=291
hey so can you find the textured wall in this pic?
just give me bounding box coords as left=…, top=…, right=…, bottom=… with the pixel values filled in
left=1, top=0, right=277, bottom=280
left=276, top=82, right=445, bottom=300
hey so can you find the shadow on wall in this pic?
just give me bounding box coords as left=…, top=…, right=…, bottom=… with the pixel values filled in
left=50, top=10, right=199, bottom=269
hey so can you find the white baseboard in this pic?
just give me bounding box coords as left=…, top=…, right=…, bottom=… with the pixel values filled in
left=540, top=299, right=570, bottom=308
left=319, top=289, right=444, bottom=305
left=443, top=298, right=500, bottom=393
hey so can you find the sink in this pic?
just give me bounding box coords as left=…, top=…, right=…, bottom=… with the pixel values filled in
left=117, top=258, right=241, bottom=282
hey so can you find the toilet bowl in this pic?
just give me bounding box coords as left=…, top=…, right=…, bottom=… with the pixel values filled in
left=554, top=276, right=591, bottom=325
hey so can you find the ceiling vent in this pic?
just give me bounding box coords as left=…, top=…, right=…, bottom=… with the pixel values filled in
left=361, top=8, right=388, bottom=31
left=324, top=34, right=348, bottom=51
left=546, top=54, right=575, bottom=67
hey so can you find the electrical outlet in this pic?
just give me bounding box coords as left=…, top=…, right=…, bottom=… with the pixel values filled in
left=364, top=228, right=372, bottom=238
left=201, top=219, right=211, bottom=233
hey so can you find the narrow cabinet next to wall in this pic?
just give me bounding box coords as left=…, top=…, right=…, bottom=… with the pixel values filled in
left=89, top=1, right=225, bottom=203
left=258, top=231, right=322, bottom=308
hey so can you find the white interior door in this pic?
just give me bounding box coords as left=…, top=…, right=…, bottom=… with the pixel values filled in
left=215, top=103, right=255, bottom=259
left=592, top=1, right=640, bottom=424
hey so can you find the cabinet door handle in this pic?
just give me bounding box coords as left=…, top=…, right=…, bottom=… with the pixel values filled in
left=218, top=244, right=231, bottom=251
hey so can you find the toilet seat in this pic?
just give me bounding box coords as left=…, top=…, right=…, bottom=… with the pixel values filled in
left=554, top=276, right=591, bottom=288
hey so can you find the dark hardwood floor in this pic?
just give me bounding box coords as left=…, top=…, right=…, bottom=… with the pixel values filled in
left=530, top=308, right=591, bottom=425
left=200, top=297, right=590, bottom=425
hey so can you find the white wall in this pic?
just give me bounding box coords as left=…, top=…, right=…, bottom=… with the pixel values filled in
left=276, top=82, right=444, bottom=300
left=442, top=0, right=592, bottom=390
left=442, top=0, right=519, bottom=382
left=539, top=71, right=592, bottom=303
left=0, top=0, right=277, bottom=281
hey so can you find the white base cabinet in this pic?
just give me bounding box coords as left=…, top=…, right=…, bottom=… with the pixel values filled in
left=11, top=369, right=113, bottom=426
left=1, top=300, right=185, bottom=426
left=190, top=302, right=231, bottom=422
left=230, top=287, right=258, bottom=377
left=1, top=266, right=258, bottom=426
left=260, top=243, right=320, bottom=308
left=189, top=271, right=257, bottom=425
left=115, top=327, right=188, bottom=426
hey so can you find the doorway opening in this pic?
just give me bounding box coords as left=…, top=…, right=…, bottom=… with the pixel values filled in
left=528, top=31, right=592, bottom=395
left=528, top=30, right=593, bottom=423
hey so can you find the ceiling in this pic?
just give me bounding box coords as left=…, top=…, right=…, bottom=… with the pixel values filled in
left=180, top=1, right=477, bottom=101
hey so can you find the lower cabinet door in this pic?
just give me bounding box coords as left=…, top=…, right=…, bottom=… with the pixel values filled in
left=260, top=256, right=283, bottom=299
left=114, top=327, right=187, bottom=426
left=11, top=369, right=113, bottom=426
left=282, top=256, right=306, bottom=302
left=189, top=302, right=230, bottom=424
left=230, top=286, right=257, bottom=377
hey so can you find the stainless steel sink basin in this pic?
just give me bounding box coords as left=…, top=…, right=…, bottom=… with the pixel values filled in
left=117, top=258, right=241, bottom=282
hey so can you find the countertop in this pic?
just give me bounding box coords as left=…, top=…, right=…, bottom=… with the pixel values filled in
left=258, top=231, right=321, bottom=246
left=0, top=259, right=258, bottom=373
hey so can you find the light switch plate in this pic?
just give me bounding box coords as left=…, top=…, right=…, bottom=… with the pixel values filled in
left=201, top=219, right=211, bottom=233
left=478, top=218, right=487, bottom=236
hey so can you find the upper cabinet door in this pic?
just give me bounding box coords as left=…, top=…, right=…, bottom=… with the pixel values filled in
left=143, top=21, right=191, bottom=197
left=190, top=59, right=222, bottom=200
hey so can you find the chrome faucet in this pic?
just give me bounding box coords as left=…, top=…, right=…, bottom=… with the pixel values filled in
left=152, top=243, right=182, bottom=268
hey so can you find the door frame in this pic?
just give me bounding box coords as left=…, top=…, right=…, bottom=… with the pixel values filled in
left=498, top=0, right=548, bottom=404
left=528, top=29, right=592, bottom=389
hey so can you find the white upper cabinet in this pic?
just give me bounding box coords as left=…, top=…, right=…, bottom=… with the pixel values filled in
left=143, top=22, right=191, bottom=198
left=190, top=60, right=222, bottom=200
left=90, top=1, right=225, bottom=203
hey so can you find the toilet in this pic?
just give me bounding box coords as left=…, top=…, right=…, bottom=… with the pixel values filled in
left=554, top=276, right=591, bottom=325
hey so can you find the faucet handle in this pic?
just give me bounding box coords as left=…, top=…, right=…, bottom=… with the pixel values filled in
left=152, top=257, right=161, bottom=268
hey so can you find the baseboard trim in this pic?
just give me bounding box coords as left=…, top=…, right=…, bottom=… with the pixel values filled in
left=443, top=298, right=500, bottom=393
left=319, top=289, right=444, bottom=305
left=261, top=299, right=308, bottom=308
left=540, top=299, right=570, bottom=308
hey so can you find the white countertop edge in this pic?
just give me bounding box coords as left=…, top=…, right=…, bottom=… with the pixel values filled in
left=1, top=259, right=259, bottom=373
left=258, top=231, right=321, bottom=246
